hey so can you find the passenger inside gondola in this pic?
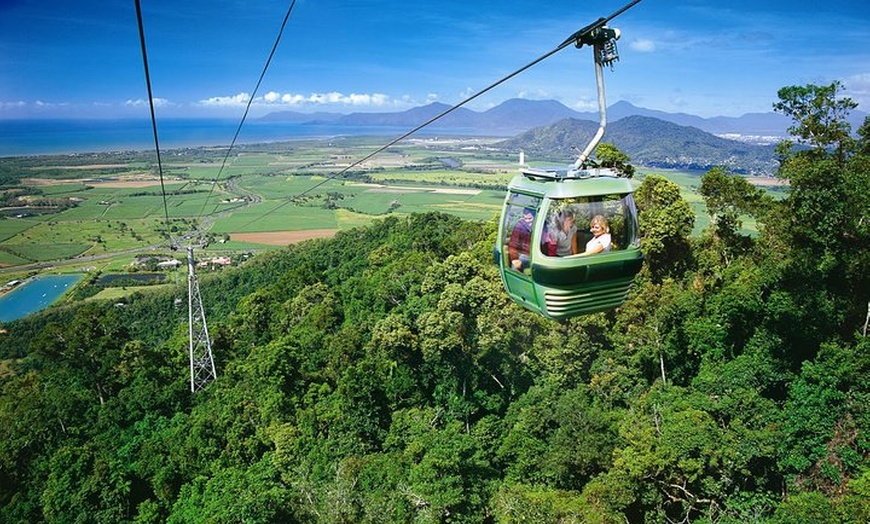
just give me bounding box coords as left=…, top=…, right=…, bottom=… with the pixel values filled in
left=551, top=209, right=578, bottom=256
left=508, top=207, right=535, bottom=271
left=579, top=214, right=612, bottom=256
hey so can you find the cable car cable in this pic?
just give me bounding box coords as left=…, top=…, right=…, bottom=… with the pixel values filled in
left=559, top=0, right=641, bottom=49
left=134, top=0, right=172, bottom=241
left=196, top=0, right=300, bottom=224
left=233, top=0, right=644, bottom=233
left=135, top=0, right=299, bottom=247
left=495, top=0, right=646, bottom=319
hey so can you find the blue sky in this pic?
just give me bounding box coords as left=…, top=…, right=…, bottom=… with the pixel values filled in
left=1, top=0, right=868, bottom=120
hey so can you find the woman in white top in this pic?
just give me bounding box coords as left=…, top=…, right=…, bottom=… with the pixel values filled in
left=580, top=214, right=611, bottom=256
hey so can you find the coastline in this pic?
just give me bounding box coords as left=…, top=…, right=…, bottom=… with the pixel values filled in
left=0, top=118, right=494, bottom=157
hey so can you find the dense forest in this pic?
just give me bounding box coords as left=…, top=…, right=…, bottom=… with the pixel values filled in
left=1, top=83, right=868, bottom=523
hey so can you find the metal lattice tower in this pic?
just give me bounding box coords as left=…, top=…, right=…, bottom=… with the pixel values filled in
left=187, top=246, right=216, bottom=392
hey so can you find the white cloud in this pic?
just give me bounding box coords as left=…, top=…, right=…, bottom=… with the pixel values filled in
left=281, top=93, right=305, bottom=104
left=843, top=73, right=870, bottom=110
left=34, top=100, right=72, bottom=108
left=516, top=88, right=556, bottom=101
left=309, top=92, right=345, bottom=104
left=630, top=39, right=656, bottom=52
left=347, top=93, right=388, bottom=105
left=125, top=97, right=170, bottom=107
left=199, top=90, right=401, bottom=109
left=198, top=92, right=251, bottom=107
left=570, top=99, right=599, bottom=112
left=668, top=94, right=688, bottom=110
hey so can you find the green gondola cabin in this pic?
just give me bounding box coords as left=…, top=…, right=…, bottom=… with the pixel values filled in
left=493, top=22, right=644, bottom=319
left=495, top=167, right=642, bottom=319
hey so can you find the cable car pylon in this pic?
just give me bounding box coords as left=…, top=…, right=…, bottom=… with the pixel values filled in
left=135, top=0, right=216, bottom=391
left=187, top=245, right=216, bottom=392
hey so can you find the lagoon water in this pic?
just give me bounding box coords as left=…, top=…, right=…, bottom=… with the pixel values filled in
left=0, top=274, right=83, bottom=322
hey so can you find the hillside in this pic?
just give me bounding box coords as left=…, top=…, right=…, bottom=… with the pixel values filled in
left=499, top=115, right=779, bottom=174
left=259, top=99, right=579, bottom=134
left=260, top=100, right=788, bottom=174
left=1, top=159, right=867, bottom=521
left=260, top=98, right=868, bottom=145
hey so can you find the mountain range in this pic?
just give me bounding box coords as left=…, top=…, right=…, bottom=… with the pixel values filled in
left=498, top=116, right=780, bottom=175
left=259, top=99, right=869, bottom=175
left=259, top=98, right=868, bottom=139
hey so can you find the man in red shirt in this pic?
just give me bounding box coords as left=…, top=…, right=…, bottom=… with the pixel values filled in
left=508, top=207, right=535, bottom=271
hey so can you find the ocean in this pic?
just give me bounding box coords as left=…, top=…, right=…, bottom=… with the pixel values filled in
left=0, top=118, right=477, bottom=157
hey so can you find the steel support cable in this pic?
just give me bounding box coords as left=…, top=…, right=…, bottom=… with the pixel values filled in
left=134, top=0, right=172, bottom=243
left=234, top=0, right=642, bottom=233
left=195, top=0, right=300, bottom=225
left=233, top=38, right=563, bottom=232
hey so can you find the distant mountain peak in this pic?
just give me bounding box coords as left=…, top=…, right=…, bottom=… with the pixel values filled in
left=256, top=97, right=864, bottom=138
left=498, top=114, right=780, bottom=175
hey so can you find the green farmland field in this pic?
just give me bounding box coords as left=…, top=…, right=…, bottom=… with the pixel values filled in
left=210, top=202, right=340, bottom=234
left=0, top=220, right=33, bottom=243
left=3, top=242, right=92, bottom=262
left=1, top=136, right=774, bottom=280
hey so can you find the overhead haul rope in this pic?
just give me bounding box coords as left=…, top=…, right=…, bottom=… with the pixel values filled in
left=135, top=0, right=300, bottom=244
left=134, top=0, right=172, bottom=240
left=196, top=0, right=300, bottom=224
left=135, top=0, right=186, bottom=321
left=235, top=0, right=643, bottom=233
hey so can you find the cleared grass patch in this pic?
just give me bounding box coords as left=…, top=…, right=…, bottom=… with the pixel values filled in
left=232, top=229, right=338, bottom=246
left=6, top=218, right=166, bottom=252
left=86, top=283, right=176, bottom=303
left=0, top=249, right=32, bottom=266
left=0, top=220, right=36, bottom=242
left=370, top=170, right=512, bottom=187
left=334, top=208, right=377, bottom=229
left=210, top=201, right=339, bottom=234
left=4, top=242, right=92, bottom=262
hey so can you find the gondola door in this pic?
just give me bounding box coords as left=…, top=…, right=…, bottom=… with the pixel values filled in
left=497, top=191, right=545, bottom=316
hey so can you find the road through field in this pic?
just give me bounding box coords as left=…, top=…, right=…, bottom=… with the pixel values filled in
left=0, top=244, right=166, bottom=276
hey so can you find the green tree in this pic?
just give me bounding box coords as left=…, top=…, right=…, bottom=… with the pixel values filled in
left=771, top=82, right=869, bottom=339
left=166, top=458, right=295, bottom=524
left=491, top=483, right=585, bottom=523
left=594, top=384, right=779, bottom=523
left=698, top=166, right=772, bottom=265
left=498, top=384, right=617, bottom=490
left=403, top=420, right=493, bottom=523
left=773, top=81, right=857, bottom=161
left=30, top=303, right=132, bottom=406
left=634, top=174, right=695, bottom=280
left=778, top=339, right=869, bottom=493
left=596, top=142, right=635, bottom=178
left=770, top=491, right=836, bottom=524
